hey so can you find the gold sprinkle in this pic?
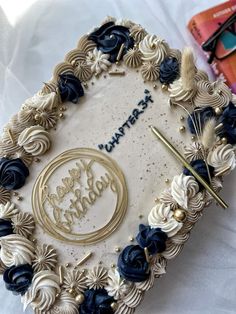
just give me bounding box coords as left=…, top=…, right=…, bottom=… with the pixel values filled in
left=111, top=302, right=118, bottom=311
left=153, top=84, right=157, bottom=89
left=191, top=135, right=196, bottom=141
left=129, top=236, right=134, bottom=242
left=59, top=265, right=63, bottom=285
left=77, top=252, right=93, bottom=267
left=65, top=263, right=70, bottom=268
left=111, top=263, right=116, bottom=268
left=115, top=247, right=121, bottom=253
left=180, top=116, right=185, bottom=121
left=116, top=43, right=125, bottom=62
left=32, top=238, right=37, bottom=243
left=179, top=126, right=186, bottom=132
left=162, top=84, right=168, bottom=91
left=34, top=158, right=41, bottom=163
left=7, top=129, right=14, bottom=144
left=144, top=247, right=150, bottom=263
left=108, top=70, right=125, bottom=76
left=17, top=196, right=23, bottom=201
left=215, top=166, right=231, bottom=177
left=165, top=178, right=169, bottom=183
left=215, top=123, right=224, bottom=132
left=13, top=192, right=18, bottom=196
left=59, top=113, right=64, bottom=119
left=154, top=197, right=159, bottom=203
left=139, top=214, right=144, bottom=219
left=221, top=137, right=227, bottom=145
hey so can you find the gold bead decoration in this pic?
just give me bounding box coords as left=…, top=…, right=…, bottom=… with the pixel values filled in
left=221, top=137, right=227, bottom=144
left=111, top=302, right=118, bottom=311
left=162, top=84, right=168, bottom=91
left=214, top=107, right=222, bottom=115
left=59, top=113, right=64, bottom=119
left=179, top=126, right=186, bottom=132
left=13, top=192, right=18, bottom=196
left=115, top=247, right=121, bottom=253
left=111, top=263, right=116, bottom=268
left=68, top=288, right=75, bottom=295
left=34, top=157, right=41, bottom=162
left=75, top=293, right=85, bottom=304
left=17, top=196, right=23, bottom=201
left=129, top=236, right=134, bottom=242
left=153, top=84, right=157, bottom=89
left=173, top=208, right=187, bottom=222
left=154, top=197, right=159, bottom=203
left=165, top=178, right=169, bottom=183
left=180, top=116, right=185, bottom=121
left=65, top=263, right=70, bottom=268
left=191, top=135, right=196, bottom=141
left=34, top=114, right=40, bottom=121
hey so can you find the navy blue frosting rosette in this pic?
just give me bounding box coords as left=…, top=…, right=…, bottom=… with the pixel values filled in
left=218, top=102, right=236, bottom=144
left=3, top=264, right=34, bottom=295
left=88, top=22, right=134, bottom=63
left=159, top=57, right=179, bottom=85
left=117, top=245, right=150, bottom=282
left=79, top=288, right=115, bottom=314
left=58, top=73, right=84, bottom=103
left=136, top=224, right=167, bottom=255
left=0, top=158, right=29, bottom=190
left=0, top=219, right=14, bottom=237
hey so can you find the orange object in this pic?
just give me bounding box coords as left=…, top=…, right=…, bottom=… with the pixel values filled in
left=188, top=1, right=236, bottom=93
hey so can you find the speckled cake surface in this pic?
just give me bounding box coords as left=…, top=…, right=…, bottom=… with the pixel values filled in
left=0, top=17, right=235, bottom=314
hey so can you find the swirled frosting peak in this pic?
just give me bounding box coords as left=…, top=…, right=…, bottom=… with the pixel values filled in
left=22, top=270, right=60, bottom=312
left=207, top=144, right=236, bottom=175
left=194, top=80, right=232, bottom=109
left=148, top=204, right=183, bottom=237
left=171, top=174, right=199, bottom=210
left=18, top=126, right=51, bottom=156
left=0, top=234, right=35, bottom=267
left=139, top=34, right=169, bottom=64
left=24, top=92, right=59, bottom=111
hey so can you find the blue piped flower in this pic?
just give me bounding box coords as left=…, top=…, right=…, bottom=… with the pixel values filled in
left=0, top=219, right=14, bottom=237
left=219, top=102, right=236, bottom=144
left=58, top=73, right=84, bottom=103
left=159, top=57, right=179, bottom=84
left=183, top=159, right=214, bottom=190
left=0, top=158, right=29, bottom=190
left=79, top=288, right=115, bottom=314
left=3, top=264, right=33, bottom=295
left=118, top=245, right=150, bottom=282
left=187, top=107, right=216, bottom=134
left=88, top=22, right=134, bottom=63
left=136, top=224, right=167, bottom=255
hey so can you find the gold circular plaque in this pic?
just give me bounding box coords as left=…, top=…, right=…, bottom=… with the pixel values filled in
left=32, top=148, right=128, bottom=244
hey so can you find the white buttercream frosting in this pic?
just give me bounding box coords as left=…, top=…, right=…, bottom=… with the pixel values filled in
left=0, top=234, right=35, bottom=267
left=121, top=284, right=143, bottom=308
left=106, top=269, right=131, bottom=300
left=148, top=204, right=183, bottom=237
left=18, top=125, right=51, bottom=156
left=49, top=291, right=78, bottom=314
left=86, top=48, right=111, bottom=74
left=171, top=174, right=199, bottom=210
left=207, top=144, right=236, bottom=175
left=169, top=78, right=196, bottom=103
left=22, top=270, right=60, bottom=312
left=0, top=202, right=19, bottom=219
left=24, top=92, right=59, bottom=111
left=139, top=34, right=169, bottom=64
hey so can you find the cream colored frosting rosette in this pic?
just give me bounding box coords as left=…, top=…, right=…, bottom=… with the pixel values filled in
left=139, top=34, right=169, bottom=64
left=18, top=125, right=51, bottom=156
left=207, top=144, right=236, bottom=176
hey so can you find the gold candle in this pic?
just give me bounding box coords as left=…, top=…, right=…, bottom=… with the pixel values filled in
left=150, top=125, right=228, bottom=209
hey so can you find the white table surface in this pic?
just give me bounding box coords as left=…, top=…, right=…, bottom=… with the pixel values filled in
left=0, top=0, right=236, bottom=313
